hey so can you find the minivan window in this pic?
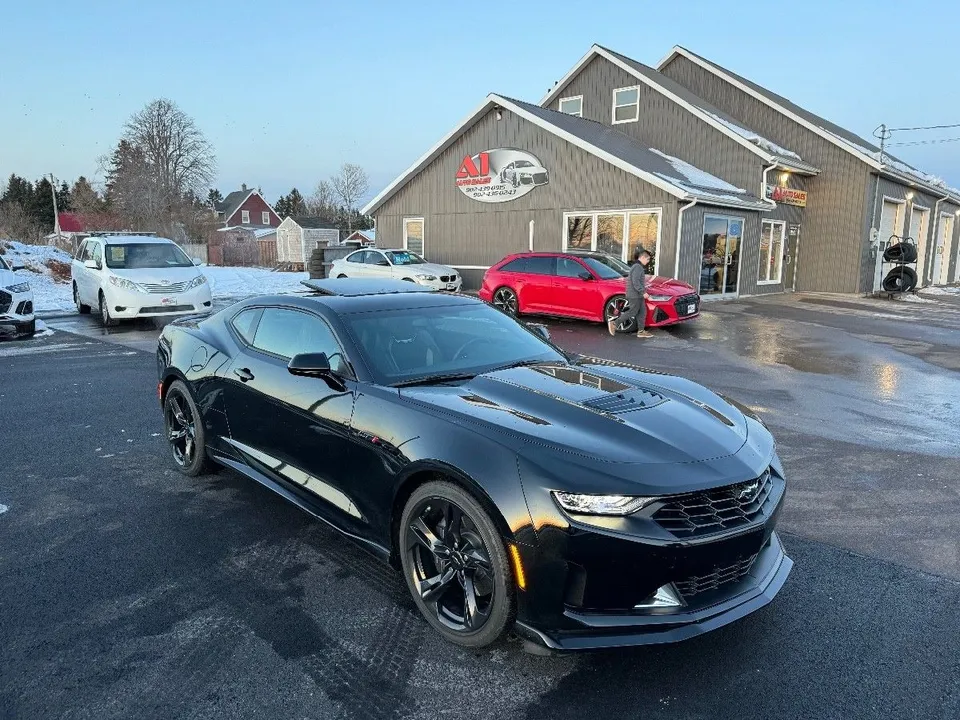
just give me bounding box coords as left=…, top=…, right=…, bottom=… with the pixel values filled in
left=105, top=242, right=193, bottom=269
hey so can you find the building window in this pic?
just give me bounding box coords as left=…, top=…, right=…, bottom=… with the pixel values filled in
left=559, top=96, right=583, bottom=117
left=241, top=210, right=250, bottom=224
left=758, top=220, right=785, bottom=284
left=403, top=217, right=424, bottom=255
left=262, top=211, right=270, bottom=225
left=563, top=209, right=661, bottom=274
left=612, top=87, right=639, bottom=124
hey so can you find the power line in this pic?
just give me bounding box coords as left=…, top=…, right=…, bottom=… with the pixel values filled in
left=887, top=136, right=960, bottom=147
left=887, top=122, right=960, bottom=132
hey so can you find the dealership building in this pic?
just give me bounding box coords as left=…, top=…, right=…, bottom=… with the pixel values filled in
left=363, top=44, right=960, bottom=296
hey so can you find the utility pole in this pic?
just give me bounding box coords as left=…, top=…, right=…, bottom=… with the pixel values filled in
left=49, top=173, right=61, bottom=240
left=869, top=124, right=893, bottom=251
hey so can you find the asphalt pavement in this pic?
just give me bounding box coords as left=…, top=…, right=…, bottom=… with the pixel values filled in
left=2, top=292, right=959, bottom=720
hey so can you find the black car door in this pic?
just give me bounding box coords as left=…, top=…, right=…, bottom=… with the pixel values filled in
left=221, top=306, right=368, bottom=533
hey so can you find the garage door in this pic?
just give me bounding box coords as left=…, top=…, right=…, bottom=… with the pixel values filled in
left=874, top=200, right=903, bottom=291
left=934, top=215, right=955, bottom=285
left=910, top=206, right=930, bottom=286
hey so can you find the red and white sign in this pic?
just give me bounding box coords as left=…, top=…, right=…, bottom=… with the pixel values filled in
left=765, top=184, right=807, bottom=207
left=455, top=148, right=550, bottom=203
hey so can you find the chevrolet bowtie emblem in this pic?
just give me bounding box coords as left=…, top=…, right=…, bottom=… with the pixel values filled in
left=738, top=481, right=760, bottom=501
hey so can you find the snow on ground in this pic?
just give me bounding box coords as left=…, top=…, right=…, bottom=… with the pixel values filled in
left=897, top=293, right=937, bottom=304
left=920, top=286, right=960, bottom=296
left=1, top=240, right=309, bottom=313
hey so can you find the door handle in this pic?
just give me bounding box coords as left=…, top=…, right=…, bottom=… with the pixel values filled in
left=233, top=367, right=255, bottom=382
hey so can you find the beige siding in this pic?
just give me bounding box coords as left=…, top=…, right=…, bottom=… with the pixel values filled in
left=554, top=56, right=762, bottom=194
left=276, top=218, right=303, bottom=263
left=661, top=55, right=872, bottom=293
left=375, top=106, right=679, bottom=277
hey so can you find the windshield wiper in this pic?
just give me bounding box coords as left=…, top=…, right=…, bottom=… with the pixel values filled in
left=394, top=372, right=478, bottom=388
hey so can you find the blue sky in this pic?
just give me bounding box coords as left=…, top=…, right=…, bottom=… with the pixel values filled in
left=4, top=0, right=959, bottom=203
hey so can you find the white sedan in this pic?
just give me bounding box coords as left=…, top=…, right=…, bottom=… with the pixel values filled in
left=330, top=248, right=462, bottom=292
left=0, top=255, right=35, bottom=338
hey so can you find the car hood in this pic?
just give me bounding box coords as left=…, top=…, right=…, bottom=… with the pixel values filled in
left=0, top=268, right=23, bottom=289
left=111, top=267, right=204, bottom=284
left=398, top=361, right=749, bottom=465
left=596, top=274, right=695, bottom=296
left=393, top=262, right=455, bottom=276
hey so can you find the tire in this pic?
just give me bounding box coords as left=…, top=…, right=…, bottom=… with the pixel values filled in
left=882, top=266, right=918, bottom=292
left=492, top=286, right=519, bottom=316
left=402, top=277, right=416, bottom=283
left=99, top=292, right=118, bottom=327
left=74, top=283, right=91, bottom=314
left=163, top=380, right=213, bottom=477
left=336, top=274, right=348, bottom=279
left=399, top=481, right=516, bottom=649
left=604, top=295, right=638, bottom=334
left=882, top=242, right=918, bottom=264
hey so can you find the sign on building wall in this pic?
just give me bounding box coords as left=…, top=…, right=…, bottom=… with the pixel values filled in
left=765, top=184, right=807, bottom=207
left=455, top=148, right=550, bottom=203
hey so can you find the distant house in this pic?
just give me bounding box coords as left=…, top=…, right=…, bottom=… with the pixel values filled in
left=209, top=225, right=278, bottom=266
left=277, top=216, right=341, bottom=268
left=343, top=228, right=376, bottom=246
left=214, top=184, right=282, bottom=228
left=44, top=212, right=148, bottom=254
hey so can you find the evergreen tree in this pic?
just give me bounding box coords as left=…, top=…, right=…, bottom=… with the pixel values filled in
left=2, top=174, right=34, bottom=208
left=57, top=181, right=72, bottom=213
left=71, top=176, right=103, bottom=216
left=31, top=177, right=56, bottom=230
left=207, top=188, right=223, bottom=208
left=274, top=194, right=290, bottom=218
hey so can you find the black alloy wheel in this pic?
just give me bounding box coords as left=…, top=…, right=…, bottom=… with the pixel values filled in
left=604, top=295, right=638, bottom=333
left=492, top=287, right=518, bottom=316
left=400, top=482, right=515, bottom=648
left=163, top=380, right=211, bottom=477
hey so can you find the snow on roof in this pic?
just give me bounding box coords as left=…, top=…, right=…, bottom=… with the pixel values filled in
left=649, top=149, right=747, bottom=193
left=705, top=113, right=802, bottom=161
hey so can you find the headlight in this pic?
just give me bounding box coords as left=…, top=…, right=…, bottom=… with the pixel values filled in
left=185, top=274, right=208, bottom=290
left=647, top=294, right=671, bottom=302
left=415, top=274, right=437, bottom=282
left=109, top=276, right=142, bottom=292
left=552, top=491, right=656, bottom=516
left=5, top=282, right=30, bottom=293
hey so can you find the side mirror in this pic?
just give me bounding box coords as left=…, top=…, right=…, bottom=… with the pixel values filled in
left=192, top=257, right=202, bottom=266
left=578, top=271, right=593, bottom=281
left=84, top=259, right=99, bottom=270
left=377, top=260, right=390, bottom=266
left=288, top=352, right=331, bottom=377
left=527, top=323, right=551, bottom=341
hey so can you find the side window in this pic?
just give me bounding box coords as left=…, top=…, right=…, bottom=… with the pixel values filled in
left=500, top=258, right=528, bottom=273
left=557, top=257, right=587, bottom=278
left=365, top=252, right=386, bottom=265
left=346, top=251, right=365, bottom=264
left=76, top=240, right=88, bottom=261
left=91, top=243, right=103, bottom=267
left=252, top=308, right=348, bottom=372
left=230, top=308, right=262, bottom=345
left=524, top=256, right=556, bottom=276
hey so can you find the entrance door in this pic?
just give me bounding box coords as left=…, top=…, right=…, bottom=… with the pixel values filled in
left=934, top=214, right=954, bottom=285
left=874, top=199, right=904, bottom=292
left=700, top=215, right=744, bottom=297
left=909, top=206, right=930, bottom=286
left=785, top=224, right=801, bottom=291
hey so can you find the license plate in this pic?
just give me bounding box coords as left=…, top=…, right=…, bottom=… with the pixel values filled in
left=160, top=297, right=176, bottom=306
left=446, top=283, right=456, bottom=291
left=687, top=303, right=697, bottom=314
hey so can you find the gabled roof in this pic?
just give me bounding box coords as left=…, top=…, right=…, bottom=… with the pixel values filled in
left=57, top=212, right=84, bottom=232
left=290, top=216, right=339, bottom=229
left=215, top=189, right=255, bottom=220
left=362, top=94, right=772, bottom=216
left=657, top=46, right=960, bottom=201
left=539, top=44, right=817, bottom=175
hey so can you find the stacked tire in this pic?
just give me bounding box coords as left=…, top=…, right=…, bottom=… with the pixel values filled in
left=308, top=248, right=326, bottom=279
left=880, top=238, right=918, bottom=293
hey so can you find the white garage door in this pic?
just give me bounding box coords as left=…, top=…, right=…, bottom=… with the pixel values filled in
left=936, top=214, right=955, bottom=284
left=874, top=200, right=904, bottom=291
left=910, top=206, right=930, bottom=286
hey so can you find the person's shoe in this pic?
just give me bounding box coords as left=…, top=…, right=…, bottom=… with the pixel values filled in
left=636, top=330, right=653, bottom=338
left=607, top=319, right=617, bottom=336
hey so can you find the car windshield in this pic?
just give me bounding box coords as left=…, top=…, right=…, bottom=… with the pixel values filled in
left=385, top=251, right=426, bottom=266
left=515, top=160, right=534, bottom=168
left=343, top=303, right=565, bottom=385
left=105, top=243, right=193, bottom=269
left=580, top=254, right=629, bottom=279
left=0, top=257, right=9, bottom=271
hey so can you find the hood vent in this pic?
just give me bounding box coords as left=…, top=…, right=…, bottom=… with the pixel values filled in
left=582, top=388, right=667, bottom=414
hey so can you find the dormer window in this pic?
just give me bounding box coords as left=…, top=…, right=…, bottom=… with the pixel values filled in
left=613, top=86, right=640, bottom=124
left=559, top=95, right=583, bottom=117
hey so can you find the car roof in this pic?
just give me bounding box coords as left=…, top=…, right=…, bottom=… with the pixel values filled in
left=86, top=235, right=174, bottom=245
left=302, top=278, right=432, bottom=297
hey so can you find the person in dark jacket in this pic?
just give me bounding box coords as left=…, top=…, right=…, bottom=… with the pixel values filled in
left=608, top=248, right=653, bottom=338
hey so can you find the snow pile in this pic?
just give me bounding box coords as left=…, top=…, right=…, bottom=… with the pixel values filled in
left=920, top=286, right=960, bottom=296
left=897, top=293, right=937, bottom=304
left=203, top=266, right=309, bottom=299
left=650, top=149, right=747, bottom=193
left=0, top=240, right=76, bottom=312
left=707, top=113, right=803, bottom=160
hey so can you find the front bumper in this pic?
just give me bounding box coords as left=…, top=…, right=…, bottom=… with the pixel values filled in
left=648, top=292, right=701, bottom=328
left=106, top=284, right=213, bottom=319
left=416, top=276, right=462, bottom=293
left=0, top=288, right=35, bottom=335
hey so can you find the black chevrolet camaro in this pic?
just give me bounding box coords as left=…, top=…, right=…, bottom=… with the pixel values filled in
left=156, top=278, right=792, bottom=652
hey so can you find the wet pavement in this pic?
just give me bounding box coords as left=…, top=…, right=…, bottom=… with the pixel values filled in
left=3, top=290, right=959, bottom=719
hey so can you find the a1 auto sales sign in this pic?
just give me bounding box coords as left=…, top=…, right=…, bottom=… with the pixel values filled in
left=455, top=148, right=550, bottom=203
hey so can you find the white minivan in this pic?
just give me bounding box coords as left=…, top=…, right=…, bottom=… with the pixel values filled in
left=71, top=235, right=212, bottom=326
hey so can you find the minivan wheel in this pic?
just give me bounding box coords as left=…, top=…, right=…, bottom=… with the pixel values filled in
left=74, top=283, right=91, bottom=314
left=400, top=481, right=516, bottom=648
left=99, top=292, right=118, bottom=327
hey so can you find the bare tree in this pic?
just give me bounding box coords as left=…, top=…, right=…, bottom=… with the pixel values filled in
left=305, top=180, right=337, bottom=221
left=123, top=98, right=216, bottom=206
left=330, top=164, right=369, bottom=231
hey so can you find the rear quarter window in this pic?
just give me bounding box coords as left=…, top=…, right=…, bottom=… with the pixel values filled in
left=231, top=308, right=262, bottom=344
left=500, top=258, right=528, bottom=273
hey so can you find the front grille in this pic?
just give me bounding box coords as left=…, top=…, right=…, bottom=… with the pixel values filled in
left=139, top=304, right=195, bottom=313
left=0, top=290, right=11, bottom=313
left=675, top=553, right=758, bottom=599
left=141, top=281, right=189, bottom=294
left=653, top=470, right=774, bottom=538
left=674, top=293, right=700, bottom=317
left=15, top=300, right=33, bottom=315
left=439, top=275, right=455, bottom=283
